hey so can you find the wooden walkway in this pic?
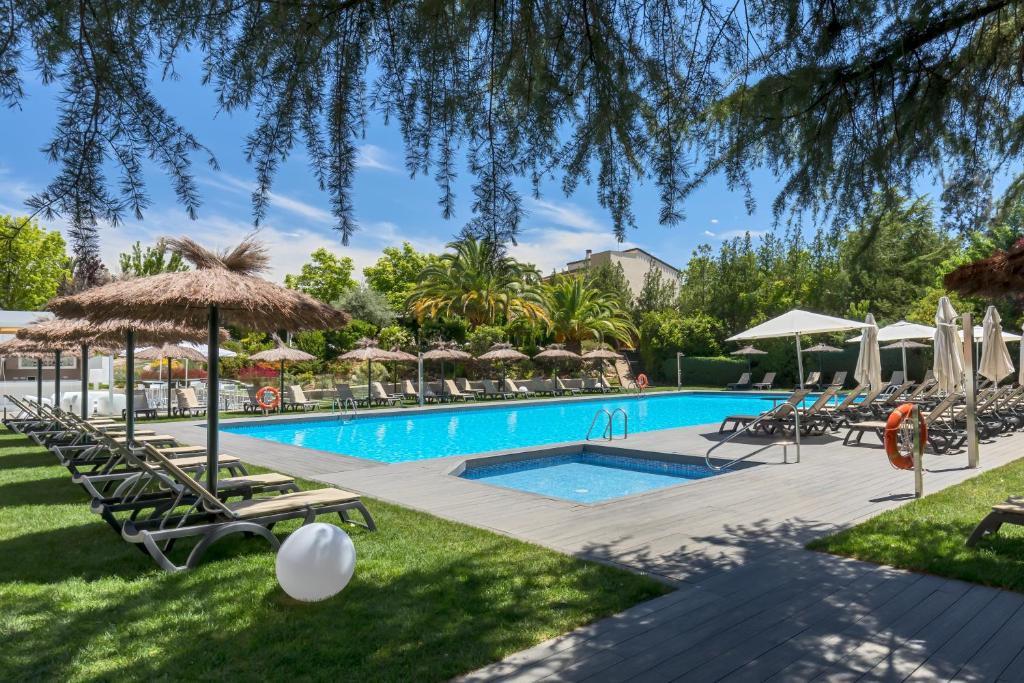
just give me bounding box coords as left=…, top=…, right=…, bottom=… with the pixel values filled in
left=159, top=406, right=1024, bottom=681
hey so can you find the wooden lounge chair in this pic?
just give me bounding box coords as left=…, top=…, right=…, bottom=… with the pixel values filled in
left=174, top=387, right=207, bottom=417
left=504, top=378, right=532, bottom=397
left=842, top=392, right=963, bottom=450
left=287, top=385, right=318, bottom=412
left=726, top=372, right=752, bottom=390
left=443, top=379, right=474, bottom=401
left=456, top=378, right=484, bottom=399
left=556, top=377, right=581, bottom=395
left=719, top=389, right=811, bottom=433
left=967, top=499, right=1024, bottom=546
left=827, top=371, right=847, bottom=389
left=751, top=372, right=776, bottom=390
left=800, top=371, right=821, bottom=390
left=482, top=379, right=514, bottom=399
left=370, top=382, right=401, bottom=406
left=121, top=448, right=376, bottom=572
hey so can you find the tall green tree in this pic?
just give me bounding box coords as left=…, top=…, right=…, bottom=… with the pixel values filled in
left=7, top=2, right=1016, bottom=262
left=0, top=216, right=71, bottom=310
left=363, top=242, right=438, bottom=312
left=118, top=239, right=188, bottom=276
left=407, top=237, right=547, bottom=327
left=584, top=261, right=633, bottom=311
left=634, top=266, right=677, bottom=320
left=335, top=285, right=396, bottom=328
left=284, top=248, right=356, bottom=304
left=543, top=275, right=637, bottom=352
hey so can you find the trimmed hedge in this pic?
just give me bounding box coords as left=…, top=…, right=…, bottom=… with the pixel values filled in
left=659, top=356, right=748, bottom=387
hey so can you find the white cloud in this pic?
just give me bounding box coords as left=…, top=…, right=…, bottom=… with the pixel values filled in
left=527, top=198, right=603, bottom=231
left=710, top=218, right=719, bottom=224
left=200, top=173, right=334, bottom=225
left=356, top=144, right=399, bottom=172
left=508, top=226, right=635, bottom=274
left=703, top=230, right=716, bottom=237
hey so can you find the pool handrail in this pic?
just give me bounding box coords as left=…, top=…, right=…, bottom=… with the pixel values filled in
left=705, top=402, right=800, bottom=471
left=586, top=407, right=628, bottom=441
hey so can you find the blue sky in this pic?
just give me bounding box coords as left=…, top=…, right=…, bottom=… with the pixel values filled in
left=0, top=51, right=799, bottom=283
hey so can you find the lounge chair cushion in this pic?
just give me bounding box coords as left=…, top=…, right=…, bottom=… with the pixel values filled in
left=164, top=454, right=241, bottom=467
left=227, top=487, right=361, bottom=518
left=219, top=472, right=294, bottom=488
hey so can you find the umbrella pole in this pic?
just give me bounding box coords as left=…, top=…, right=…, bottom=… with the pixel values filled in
left=54, top=351, right=61, bottom=410
left=417, top=352, right=424, bottom=406
left=367, top=359, right=372, bottom=405
left=796, top=333, right=805, bottom=389
left=279, top=359, right=285, bottom=414
left=167, top=356, right=172, bottom=418
left=36, top=358, right=42, bottom=406
left=81, top=343, right=89, bottom=418
left=440, top=361, right=445, bottom=398
left=125, top=331, right=135, bottom=444
left=184, top=358, right=189, bottom=384
left=963, top=312, right=979, bottom=469
left=902, top=346, right=908, bottom=379
left=207, top=305, right=220, bottom=493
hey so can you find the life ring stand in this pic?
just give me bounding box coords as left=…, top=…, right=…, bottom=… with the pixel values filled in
left=636, top=373, right=649, bottom=390
left=256, top=386, right=281, bottom=411
left=884, top=403, right=926, bottom=470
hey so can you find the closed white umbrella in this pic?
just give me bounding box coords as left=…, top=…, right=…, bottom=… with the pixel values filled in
left=854, top=314, right=882, bottom=389
left=727, top=309, right=867, bottom=389
left=979, top=306, right=1015, bottom=384
left=933, top=297, right=965, bottom=394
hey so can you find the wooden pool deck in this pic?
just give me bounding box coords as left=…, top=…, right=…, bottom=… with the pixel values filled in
left=158, top=404, right=1024, bottom=681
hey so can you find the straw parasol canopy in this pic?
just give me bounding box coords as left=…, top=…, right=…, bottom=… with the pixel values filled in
left=533, top=343, right=582, bottom=362
left=0, top=337, right=111, bottom=406
left=479, top=342, right=530, bottom=386
left=48, top=236, right=350, bottom=494
left=422, top=341, right=473, bottom=398
left=50, top=237, right=350, bottom=330
left=250, top=339, right=317, bottom=412
left=134, top=343, right=212, bottom=417
left=943, top=239, right=1024, bottom=297
left=581, top=345, right=623, bottom=379
left=882, top=340, right=929, bottom=350
left=729, top=345, right=767, bottom=357
left=385, top=347, right=418, bottom=393
left=339, top=338, right=398, bottom=403
left=479, top=342, right=530, bottom=362
left=16, top=316, right=221, bottom=348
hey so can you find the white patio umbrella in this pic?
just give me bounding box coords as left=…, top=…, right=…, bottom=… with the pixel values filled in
left=854, top=314, right=882, bottom=390
left=979, top=306, right=1015, bottom=384
left=934, top=297, right=966, bottom=394
left=847, top=320, right=937, bottom=343
left=881, top=340, right=930, bottom=378
left=727, top=309, right=867, bottom=389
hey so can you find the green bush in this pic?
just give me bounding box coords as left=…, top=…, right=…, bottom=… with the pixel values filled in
left=638, top=310, right=723, bottom=380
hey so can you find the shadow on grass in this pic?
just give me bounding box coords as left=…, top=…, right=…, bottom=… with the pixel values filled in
left=0, top=448, right=58, bottom=470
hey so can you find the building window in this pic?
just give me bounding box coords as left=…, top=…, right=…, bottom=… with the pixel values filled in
left=16, top=356, right=77, bottom=370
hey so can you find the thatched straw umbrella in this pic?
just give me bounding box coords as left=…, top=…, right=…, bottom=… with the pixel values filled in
left=0, top=337, right=93, bottom=407
left=135, top=344, right=209, bottom=417
left=249, top=339, right=317, bottom=413
left=17, top=316, right=219, bottom=427
left=386, top=347, right=418, bottom=394
left=803, top=342, right=842, bottom=372
left=581, top=346, right=623, bottom=380
left=50, top=237, right=348, bottom=493
left=729, top=345, right=767, bottom=373
left=533, top=343, right=582, bottom=378
left=338, top=338, right=397, bottom=404
left=943, top=240, right=1024, bottom=296
left=422, top=341, right=473, bottom=398
left=478, top=342, right=529, bottom=386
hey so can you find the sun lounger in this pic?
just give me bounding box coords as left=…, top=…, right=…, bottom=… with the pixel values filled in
left=800, top=371, right=821, bottom=390
left=369, top=382, right=401, bottom=406
left=442, top=380, right=474, bottom=401
left=123, top=390, right=158, bottom=420
left=842, top=392, right=963, bottom=451
left=726, top=372, right=752, bottom=390
left=719, top=389, right=811, bottom=433
left=966, top=499, right=1024, bottom=547
left=481, top=379, right=513, bottom=399
left=556, top=377, right=581, bottom=395
left=827, top=371, right=847, bottom=389
left=751, top=372, right=776, bottom=390
left=174, top=387, right=207, bottom=416
left=287, top=385, right=318, bottom=411
left=121, top=447, right=375, bottom=571
left=504, top=378, right=532, bottom=397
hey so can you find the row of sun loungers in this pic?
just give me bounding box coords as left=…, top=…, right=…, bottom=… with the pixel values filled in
left=2, top=394, right=376, bottom=572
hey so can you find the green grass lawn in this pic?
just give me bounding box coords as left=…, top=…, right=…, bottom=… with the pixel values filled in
left=0, top=429, right=667, bottom=682
left=808, top=457, right=1024, bottom=592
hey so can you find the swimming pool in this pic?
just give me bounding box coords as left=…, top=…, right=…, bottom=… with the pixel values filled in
left=460, top=449, right=727, bottom=503
left=223, top=391, right=796, bottom=464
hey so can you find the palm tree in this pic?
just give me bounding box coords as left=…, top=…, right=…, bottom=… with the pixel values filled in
left=544, top=275, right=637, bottom=352
left=407, top=237, right=547, bottom=327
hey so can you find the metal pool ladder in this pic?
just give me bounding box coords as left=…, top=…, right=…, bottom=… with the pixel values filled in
left=337, top=398, right=358, bottom=423
left=586, top=408, right=628, bottom=441
left=705, top=402, right=800, bottom=471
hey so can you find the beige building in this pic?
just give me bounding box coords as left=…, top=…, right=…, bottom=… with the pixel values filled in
left=565, top=248, right=680, bottom=299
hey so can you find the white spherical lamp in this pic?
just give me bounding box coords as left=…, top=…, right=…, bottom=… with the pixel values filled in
left=275, top=523, right=357, bottom=602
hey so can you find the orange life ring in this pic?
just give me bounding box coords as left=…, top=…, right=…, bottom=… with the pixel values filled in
left=884, top=403, right=926, bottom=470
left=256, top=386, right=280, bottom=410
left=636, top=374, right=649, bottom=389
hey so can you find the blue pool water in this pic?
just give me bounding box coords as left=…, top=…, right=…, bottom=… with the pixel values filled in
left=223, top=391, right=799, bottom=464
left=461, top=451, right=722, bottom=503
